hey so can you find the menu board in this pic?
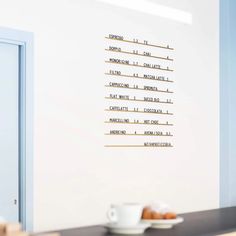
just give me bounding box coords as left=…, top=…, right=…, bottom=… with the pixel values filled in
left=104, top=34, right=174, bottom=148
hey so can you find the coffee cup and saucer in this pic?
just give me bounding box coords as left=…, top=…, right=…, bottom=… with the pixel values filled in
left=104, top=203, right=150, bottom=235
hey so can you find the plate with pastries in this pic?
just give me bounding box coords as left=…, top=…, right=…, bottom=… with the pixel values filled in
left=141, top=202, right=184, bottom=229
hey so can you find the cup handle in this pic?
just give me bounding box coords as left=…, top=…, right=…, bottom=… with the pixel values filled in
left=107, top=208, right=117, bottom=223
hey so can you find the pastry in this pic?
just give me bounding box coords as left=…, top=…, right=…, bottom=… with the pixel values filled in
left=151, top=211, right=163, bottom=219
left=142, top=207, right=152, bottom=219
left=163, top=212, right=177, bottom=219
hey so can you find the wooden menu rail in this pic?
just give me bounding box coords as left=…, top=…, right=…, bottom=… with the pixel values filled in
left=104, top=121, right=173, bottom=126
left=105, top=97, right=173, bottom=104
left=104, top=85, right=173, bottom=94
left=105, top=49, right=174, bottom=61
left=105, top=36, right=174, bottom=50
left=104, top=109, right=173, bottom=115
left=105, top=73, right=174, bottom=83
left=105, top=61, right=174, bottom=72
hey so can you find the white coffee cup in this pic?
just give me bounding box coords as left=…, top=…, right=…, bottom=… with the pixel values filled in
left=107, top=203, right=143, bottom=226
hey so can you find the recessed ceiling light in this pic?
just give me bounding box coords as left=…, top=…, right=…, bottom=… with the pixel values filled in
left=97, top=0, right=192, bottom=24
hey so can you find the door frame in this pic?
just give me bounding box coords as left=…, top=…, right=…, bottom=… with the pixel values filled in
left=220, top=0, right=236, bottom=207
left=0, top=27, right=33, bottom=230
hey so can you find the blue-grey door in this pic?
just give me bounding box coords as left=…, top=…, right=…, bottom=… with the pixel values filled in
left=0, top=42, right=19, bottom=222
left=220, top=0, right=236, bottom=207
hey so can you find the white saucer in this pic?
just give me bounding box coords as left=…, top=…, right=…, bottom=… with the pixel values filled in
left=141, top=217, right=184, bottom=229
left=104, top=222, right=151, bottom=235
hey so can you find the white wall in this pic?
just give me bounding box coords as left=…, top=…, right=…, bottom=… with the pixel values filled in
left=0, top=0, right=219, bottom=232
